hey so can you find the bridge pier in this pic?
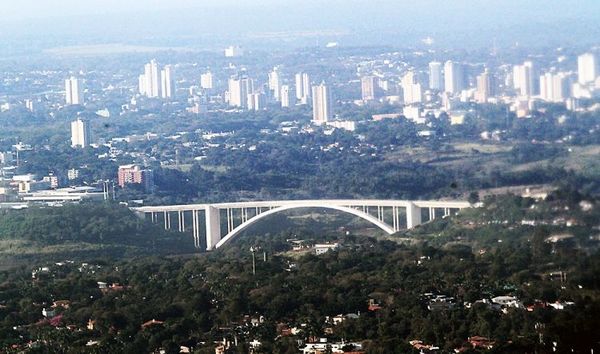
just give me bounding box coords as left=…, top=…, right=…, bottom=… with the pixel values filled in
left=205, top=206, right=221, bottom=251
left=406, top=202, right=422, bottom=229
left=192, top=210, right=201, bottom=249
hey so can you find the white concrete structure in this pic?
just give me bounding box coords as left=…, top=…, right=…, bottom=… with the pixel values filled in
left=312, top=83, right=332, bottom=124
left=429, top=61, right=443, bottom=90
left=401, top=71, right=422, bottom=104
left=268, top=67, right=282, bottom=101
left=295, top=72, right=311, bottom=102
left=71, top=118, right=91, bottom=148
left=444, top=61, right=465, bottom=94
left=540, top=72, right=572, bottom=102
left=65, top=77, right=84, bottom=105
left=280, top=85, right=291, bottom=108
left=132, top=199, right=472, bottom=251
left=513, top=61, right=537, bottom=97
left=361, top=76, right=378, bottom=101
left=225, top=46, right=244, bottom=57
left=141, top=60, right=161, bottom=98
left=200, top=72, right=213, bottom=90
left=160, top=65, right=174, bottom=99
left=475, top=70, right=493, bottom=103
left=228, top=76, right=253, bottom=108
left=577, top=53, right=598, bottom=85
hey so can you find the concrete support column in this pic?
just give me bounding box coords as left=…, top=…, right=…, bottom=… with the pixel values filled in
left=206, top=206, right=222, bottom=251
left=192, top=210, right=200, bottom=249
left=181, top=211, right=186, bottom=232
left=444, top=208, right=450, bottom=217
left=177, top=211, right=183, bottom=232
left=406, top=202, right=422, bottom=229
left=429, top=207, right=435, bottom=221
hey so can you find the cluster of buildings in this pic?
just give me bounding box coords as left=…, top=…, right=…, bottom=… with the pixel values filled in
left=358, top=52, right=599, bottom=120
left=0, top=162, right=153, bottom=206
left=224, top=68, right=332, bottom=123
left=1, top=46, right=599, bottom=208
left=138, top=59, right=175, bottom=99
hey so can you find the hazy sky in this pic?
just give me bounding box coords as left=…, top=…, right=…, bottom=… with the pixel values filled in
left=2, top=0, right=600, bottom=51
left=4, top=0, right=600, bottom=21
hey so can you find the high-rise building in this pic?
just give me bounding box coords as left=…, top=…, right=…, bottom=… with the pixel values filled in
left=228, top=76, right=254, bottom=108
left=295, top=73, right=304, bottom=100
left=295, top=72, right=311, bottom=103
left=117, top=165, right=154, bottom=191
left=65, top=77, right=84, bottom=105
left=361, top=76, right=378, bottom=101
left=200, top=72, right=213, bottom=90
left=138, top=75, right=146, bottom=95
left=280, top=85, right=291, bottom=108
left=475, top=70, right=494, bottom=103
left=70, top=118, right=91, bottom=148
left=540, top=72, right=572, bottom=102
left=401, top=72, right=422, bottom=104
left=146, top=60, right=161, bottom=97
left=312, top=83, right=332, bottom=124
left=429, top=61, right=443, bottom=90
left=444, top=61, right=465, bottom=94
left=160, top=65, right=174, bottom=99
left=268, top=68, right=282, bottom=101
left=247, top=93, right=266, bottom=111
left=224, top=46, right=244, bottom=58
left=513, top=61, right=538, bottom=97
left=577, top=53, right=598, bottom=85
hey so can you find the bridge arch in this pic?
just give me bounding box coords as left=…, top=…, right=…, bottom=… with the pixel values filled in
left=214, top=203, right=396, bottom=249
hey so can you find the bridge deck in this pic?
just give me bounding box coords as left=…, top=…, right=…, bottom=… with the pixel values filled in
left=132, top=199, right=472, bottom=212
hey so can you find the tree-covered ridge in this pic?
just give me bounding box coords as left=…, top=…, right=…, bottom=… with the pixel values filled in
left=0, top=203, right=192, bottom=251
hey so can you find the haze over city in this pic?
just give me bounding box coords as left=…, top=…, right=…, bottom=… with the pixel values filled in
left=2, top=0, right=600, bottom=53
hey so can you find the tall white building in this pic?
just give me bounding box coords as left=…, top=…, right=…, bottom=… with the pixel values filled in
left=160, top=65, right=174, bottom=99
left=71, top=118, right=91, bottom=148
left=577, top=53, right=598, bottom=85
left=429, top=61, right=443, bottom=90
left=268, top=67, right=282, bottom=101
left=228, top=76, right=254, bottom=108
left=475, top=70, right=494, bottom=103
left=444, top=61, right=465, bottom=94
left=540, top=72, right=572, bottom=102
left=140, top=59, right=161, bottom=98
left=200, top=72, right=214, bottom=90
left=225, top=46, right=244, bottom=58
left=361, top=76, right=378, bottom=101
left=247, top=93, right=266, bottom=111
left=295, top=72, right=311, bottom=103
left=513, top=61, right=537, bottom=97
left=280, top=85, right=291, bottom=108
left=312, top=83, right=332, bottom=124
left=401, top=72, right=422, bottom=104
left=65, top=77, right=84, bottom=105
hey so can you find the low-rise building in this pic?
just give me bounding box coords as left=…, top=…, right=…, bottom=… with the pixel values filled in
left=315, top=243, right=339, bottom=255
left=117, top=164, right=154, bottom=191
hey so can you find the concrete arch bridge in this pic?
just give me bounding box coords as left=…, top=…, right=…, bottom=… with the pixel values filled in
left=132, top=199, right=472, bottom=250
